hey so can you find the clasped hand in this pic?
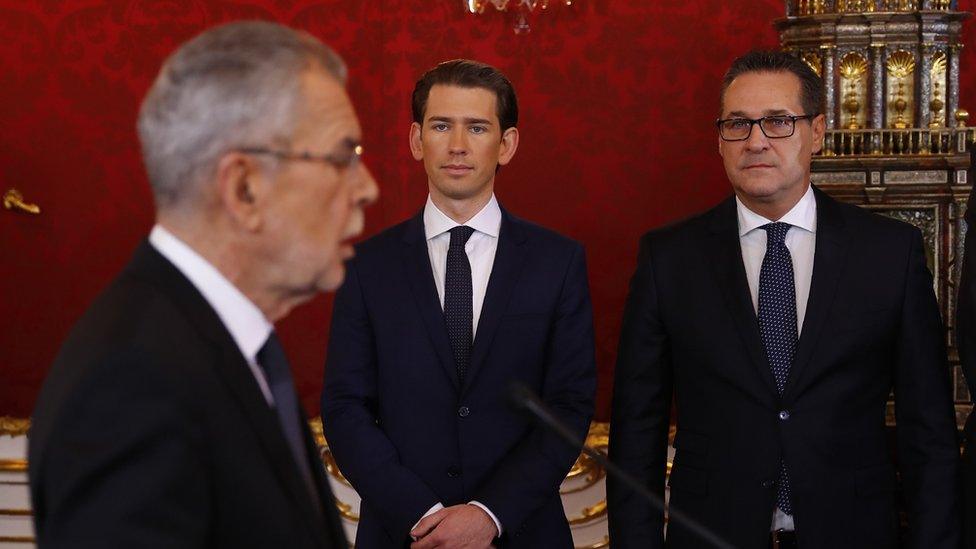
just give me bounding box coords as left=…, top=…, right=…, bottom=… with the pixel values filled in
left=409, top=503, right=498, bottom=549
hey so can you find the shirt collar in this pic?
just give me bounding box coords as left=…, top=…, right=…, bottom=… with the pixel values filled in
left=735, top=184, right=817, bottom=237
left=423, top=193, right=501, bottom=240
left=148, top=224, right=272, bottom=363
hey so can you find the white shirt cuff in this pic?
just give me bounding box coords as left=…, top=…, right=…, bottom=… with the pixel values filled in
left=468, top=500, right=502, bottom=537
left=411, top=502, right=444, bottom=540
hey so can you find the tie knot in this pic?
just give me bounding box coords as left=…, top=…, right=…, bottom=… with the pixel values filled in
left=449, top=226, right=475, bottom=249
left=761, top=222, right=791, bottom=245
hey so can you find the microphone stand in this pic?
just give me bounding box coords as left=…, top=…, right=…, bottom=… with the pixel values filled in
left=508, top=382, right=736, bottom=549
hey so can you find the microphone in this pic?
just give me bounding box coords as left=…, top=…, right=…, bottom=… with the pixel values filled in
left=507, top=381, right=736, bottom=549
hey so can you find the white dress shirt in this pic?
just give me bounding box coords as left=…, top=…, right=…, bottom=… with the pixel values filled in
left=424, top=193, right=501, bottom=337
left=736, top=184, right=817, bottom=532
left=413, top=194, right=503, bottom=538
left=149, top=225, right=275, bottom=405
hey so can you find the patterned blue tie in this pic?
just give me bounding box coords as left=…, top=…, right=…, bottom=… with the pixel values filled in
left=445, top=226, right=475, bottom=384
left=757, top=222, right=796, bottom=516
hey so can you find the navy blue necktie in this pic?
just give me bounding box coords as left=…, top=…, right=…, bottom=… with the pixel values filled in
left=258, top=332, right=322, bottom=512
left=757, top=222, right=796, bottom=516
left=445, top=226, right=475, bottom=384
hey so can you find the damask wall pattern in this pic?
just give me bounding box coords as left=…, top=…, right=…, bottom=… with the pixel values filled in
left=1, top=0, right=974, bottom=418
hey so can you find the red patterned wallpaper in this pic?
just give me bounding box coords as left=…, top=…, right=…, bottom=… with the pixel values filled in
left=1, top=0, right=974, bottom=419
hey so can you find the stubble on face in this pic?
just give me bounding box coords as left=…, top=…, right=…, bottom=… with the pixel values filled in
left=718, top=71, right=823, bottom=220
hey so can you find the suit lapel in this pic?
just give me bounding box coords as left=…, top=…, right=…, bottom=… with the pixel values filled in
left=466, top=210, right=528, bottom=394
left=783, top=187, right=849, bottom=400
left=400, top=212, right=462, bottom=390
left=129, top=243, right=330, bottom=546
left=704, top=198, right=780, bottom=398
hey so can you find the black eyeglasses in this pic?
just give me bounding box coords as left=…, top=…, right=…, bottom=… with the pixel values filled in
left=236, top=144, right=363, bottom=170
left=716, top=114, right=817, bottom=141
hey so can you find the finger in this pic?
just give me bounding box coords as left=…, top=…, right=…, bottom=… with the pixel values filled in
left=410, top=509, right=448, bottom=539
left=411, top=532, right=440, bottom=549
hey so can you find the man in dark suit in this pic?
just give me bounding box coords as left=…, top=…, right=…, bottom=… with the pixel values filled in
left=955, top=149, right=976, bottom=549
left=321, top=59, right=596, bottom=548
left=608, top=50, right=960, bottom=549
left=28, top=21, right=377, bottom=548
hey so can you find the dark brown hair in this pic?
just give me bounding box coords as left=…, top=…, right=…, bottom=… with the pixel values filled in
left=721, top=50, right=824, bottom=117
left=411, top=59, right=518, bottom=132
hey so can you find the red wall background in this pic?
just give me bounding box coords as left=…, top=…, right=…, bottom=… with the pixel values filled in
left=2, top=0, right=974, bottom=420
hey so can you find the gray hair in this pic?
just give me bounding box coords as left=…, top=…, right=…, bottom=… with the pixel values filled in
left=137, top=20, right=347, bottom=209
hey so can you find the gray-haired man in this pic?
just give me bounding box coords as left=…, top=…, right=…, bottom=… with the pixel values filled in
left=28, top=21, right=377, bottom=548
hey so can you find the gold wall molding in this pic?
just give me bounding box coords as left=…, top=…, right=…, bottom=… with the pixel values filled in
left=0, top=417, right=30, bottom=437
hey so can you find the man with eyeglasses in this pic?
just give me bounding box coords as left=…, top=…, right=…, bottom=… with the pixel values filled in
left=28, top=21, right=377, bottom=547
left=608, top=50, right=959, bottom=549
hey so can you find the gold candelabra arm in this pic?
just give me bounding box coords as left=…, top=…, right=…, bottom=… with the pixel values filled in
left=3, top=188, right=40, bottom=215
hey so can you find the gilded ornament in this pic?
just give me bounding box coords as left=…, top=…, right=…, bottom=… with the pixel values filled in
left=886, top=51, right=916, bottom=79
left=801, top=52, right=822, bottom=77
left=0, top=417, right=30, bottom=437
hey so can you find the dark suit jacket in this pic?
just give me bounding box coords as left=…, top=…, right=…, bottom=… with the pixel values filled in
left=321, top=208, right=596, bottom=548
left=608, top=187, right=959, bottom=549
left=956, top=165, right=976, bottom=549
left=29, top=242, right=346, bottom=549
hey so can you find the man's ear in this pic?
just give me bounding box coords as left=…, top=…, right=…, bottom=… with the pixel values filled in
left=214, top=152, right=266, bottom=232
left=409, top=122, right=424, bottom=161
left=811, top=113, right=826, bottom=154
left=496, top=127, right=519, bottom=167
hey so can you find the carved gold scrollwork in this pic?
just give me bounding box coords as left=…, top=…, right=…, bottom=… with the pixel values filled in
left=2, top=189, right=40, bottom=215
left=0, top=417, right=30, bottom=437
left=801, top=52, right=822, bottom=77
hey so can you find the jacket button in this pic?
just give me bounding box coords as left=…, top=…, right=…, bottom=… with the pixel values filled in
left=778, top=410, right=790, bottom=421
left=762, top=479, right=775, bottom=489
left=447, top=466, right=461, bottom=478
left=458, top=406, right=470, bottom=417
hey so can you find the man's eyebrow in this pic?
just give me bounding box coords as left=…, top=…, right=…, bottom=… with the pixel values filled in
left=724, top=109, right=795, bottom=118
left=427, top=116, right=494, bottom=125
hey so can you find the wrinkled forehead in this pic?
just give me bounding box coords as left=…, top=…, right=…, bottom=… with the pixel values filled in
left=293, top=68, right=361, bottom=144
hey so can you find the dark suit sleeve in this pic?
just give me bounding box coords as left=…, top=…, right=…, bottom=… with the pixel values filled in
left=893, top=228, right=960, bottom=548
left=30, top=350, right=210, bottom=548
left=607, top=234, right=671, bottom=549
left=321, top=259, right=441, bottom=542
left=471, top=242, right=596, bottom=535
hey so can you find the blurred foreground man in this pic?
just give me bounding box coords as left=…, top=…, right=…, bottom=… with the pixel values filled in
left=322, top=59, right=595, bottom=548
left=608, top=50, right=959, bottom=549
left=29, top=21, right=377, bottom=548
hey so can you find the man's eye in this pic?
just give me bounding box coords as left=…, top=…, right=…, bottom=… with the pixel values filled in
left=432, top=123, right=449, bottom=131
left=768, top=117, right=789, bottom=126
left=469, top=126, right=487, bottom=134
left=729, top=119, right=750, bottom=129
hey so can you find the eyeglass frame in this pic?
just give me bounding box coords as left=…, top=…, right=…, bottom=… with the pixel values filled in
left=715, top=114, right=818, bottom=142
left=235, top=144, right=364, bottom=170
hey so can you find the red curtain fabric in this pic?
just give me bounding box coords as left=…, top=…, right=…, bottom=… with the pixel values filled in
left=1, top=0, right=973, bottom=418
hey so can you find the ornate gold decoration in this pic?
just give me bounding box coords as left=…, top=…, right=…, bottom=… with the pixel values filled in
left=838, top=0, right=874, bottom=12
left=308, top=417, right=353, bottom=487
left=562, top=422, right=608, bottom=493
left=957, top=109, right=970, bottom=128
left=334, top=499, right=359, bottom=521
left=887, top=50, right=916, bottom=79
left=930, top=51, right=948, bottom=128
left=576, top=537, right=609, bottom=549
left=840, top=52, right=868, bottom=130
left=567, top=500, right=606, bottom=526
left=0, top=459, right=27, bottom=472
left=801, top=52, right=822, bottom=77
left=0, top=417, right=30, bottom=437
left=2, top=189, right=39, bottom=215
left=887, top=51, right=915, bottom=129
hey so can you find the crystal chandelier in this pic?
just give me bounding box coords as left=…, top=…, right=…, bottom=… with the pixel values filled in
left=464, top=0, right=575, bottom=34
